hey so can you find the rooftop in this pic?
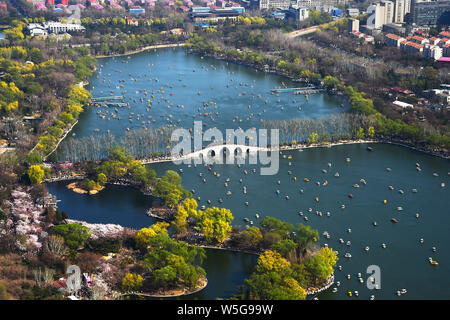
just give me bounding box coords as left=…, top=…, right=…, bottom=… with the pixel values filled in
left=385, top=33, right=403, bottom=40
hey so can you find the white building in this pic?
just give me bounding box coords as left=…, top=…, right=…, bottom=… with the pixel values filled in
left=367, top=3, right=385, bottom=29
left=347, top=8, right=360, bottom=16
left=27, top=23, right=48, bottom=37
left=393, top=100, right=414, bottom=108
left=367, top=0, right=411, bottom=29
left=423, top=44, right=443, bottom=60
left=348, top=18, right=360, bottom=32
left=260, top=0, right=292, bottom=10
left=289, top=5, right=309, bottom=21
left=44, top=22, right=85, bottom=34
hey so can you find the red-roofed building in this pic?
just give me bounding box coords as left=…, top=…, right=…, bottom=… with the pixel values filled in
left=125, top=16, right=148, bottom=26
left=410, top=35, right=429, bottom=45
left=429, top=37, right=440, bottom=45
left=438, top=38, right=450, bottom=47
left=439, top=31, right=450, bottom=39
left=400, top=41, right=423, bottom=54
left=385, top=33, right=406, bottom=47
left=443, top=43, right=450, bottom=57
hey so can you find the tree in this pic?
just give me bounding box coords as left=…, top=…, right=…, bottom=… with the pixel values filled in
left=356, top=127, right=365, bottom=140
left=323, top=75, right=340, bottom=90
left=240, top=226, right=263, bottom=248
left=271, top=239, right=297, bottom=259
left=260, top=217, right=293, bottom=239
left=244, top=271, right=306, bottom=300
left=291, top=224, right=319, bottom=260
left=28, top=165, right=45, bottom=184
left=173, top=198, right=198, bottom=233
left=307, top=132, right=319, bottom=144
left=25, top=151, right=42, bottom=165
left=97, top=173, right=107, bottom=186
left=122, top=273, right=143, bottom=291
left=135, top=222, right=169, bottom=248
left=301, top=254, right=330, bottom=286
left=198, top=207, right=234, bottom=244
left=166, top=189, right=182, bottom=208
left=51, top=224, right=91, bottom=250
left=256, top=250, right=291, bottom=274
left=152, top=265, right=177, bottom=288
left=367, top=126, right=375, bottom=139
left=44, top=235, right=67, bottom=258
left=0, top=282, right=11, bottom=300
left=107, top=146, right=132, bottom=162
left=27, top=48, right=44, bottom=63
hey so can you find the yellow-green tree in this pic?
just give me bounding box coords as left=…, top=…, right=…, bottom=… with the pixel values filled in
left=121, top=273, right=143, bottom=291
left=356, top=127, right=365, bottom=140
left=68, top=85, right=91, bottom=104
left=173, top=198, right=198, bottom=233
left=307, top=132, right=318, bottom=144
left=135, top=222, right=169, bottom=248
left=367, top=126, right=375, bottom=139
left=97, top=173, right=107, bottom=186
left=198, top=207, right=233, bottom=244
left=319, top=247, right=338, bottom=273
left=28, top=165, right=45, bottom=184
left=256, top=250, right=291, bottom=273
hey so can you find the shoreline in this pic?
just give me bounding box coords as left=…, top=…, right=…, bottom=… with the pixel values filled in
left=123, top=277, right=208, bottom=299
left=95, top=42, right=186, bottom=59
left=44, top=139, right=448, bottom=185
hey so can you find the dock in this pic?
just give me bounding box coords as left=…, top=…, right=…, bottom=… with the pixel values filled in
left=271, top=87, right=322, bottom=94
left=91, top=95, right=124, bottom=102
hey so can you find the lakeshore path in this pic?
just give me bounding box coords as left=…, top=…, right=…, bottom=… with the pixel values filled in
left=95, top=43, right=186, bottom=59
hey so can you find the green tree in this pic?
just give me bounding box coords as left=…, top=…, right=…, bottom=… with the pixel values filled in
left=260, top=216, right=293, bottom=239
left=51, top=224, right=91, bottom=250
left=323, top=75, right=340, bottom=90
left=25, top=151, right=42, bottom=165
left=271, top=239, right=297, bottom=259
left=291, top=224, right=319, bottom=261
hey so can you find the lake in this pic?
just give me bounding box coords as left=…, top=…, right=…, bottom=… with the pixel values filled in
left=49, top=47, right=450, bottom=300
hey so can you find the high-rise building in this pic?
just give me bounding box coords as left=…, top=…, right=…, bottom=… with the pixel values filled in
left=259, top=0, right=348, bottom=10
left=394, top=0, right=406, bottom=22
left=348, top=18, right=360, bottom=32
left=367, top=3, right=385, bottom=28
left=367, top=1, right=396, bottom=28
left=382, top=1, right=395, bottom=24
left=409, top=0, right=450, bottom=26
